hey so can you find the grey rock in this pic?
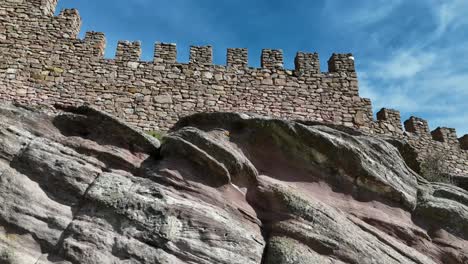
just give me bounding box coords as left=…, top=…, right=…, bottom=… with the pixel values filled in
left=415, top=182, right=468, bottom=239
left=169, top=127, right=258, bottom=187
left=0, top=107, right=467, bottom=263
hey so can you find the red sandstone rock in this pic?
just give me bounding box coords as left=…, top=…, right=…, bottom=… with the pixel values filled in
left=0, top=105, right=467, bottom=263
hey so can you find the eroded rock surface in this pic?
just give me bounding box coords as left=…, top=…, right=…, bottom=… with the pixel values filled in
left=0, top=106, right=467, bottom=264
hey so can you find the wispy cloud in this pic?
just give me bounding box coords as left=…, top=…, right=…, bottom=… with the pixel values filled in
left=372, top=51, right=436, bottom=79
left=353, top=0, right=468, bottom=135
left=433, top=0, right=468, bottom=37
left=323, top=0, right=403, bottom=27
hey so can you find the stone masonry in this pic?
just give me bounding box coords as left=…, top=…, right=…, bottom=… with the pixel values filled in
left=0, top=0, right=372, bottom=131
left=0, top=0, right=467, bottom=176
left=375, top=109, right=468, bottom=177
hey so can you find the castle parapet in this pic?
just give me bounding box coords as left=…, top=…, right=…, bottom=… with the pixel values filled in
left=154, top=42, right=177, bottom=63
left=56, top=9, right=81, bottom=39
left=295, top=52, right=320, bottom=74
left=2, top=0, right=466, bottom=178
left=404, top=116, right=430, bottom=136
left=376, top=108, right=403, bottom=134
left=227, top=48, right=248, bottom=68
left=261, top=49, right=284, bottom=69
left=84, top=32, right=106, bottom=58
left=431, top=127, right=459, bottom=146
left=116, top=41, right=141, bottom=62
left=189, top=46, right=213, bottom=65
left=460, top=135, right=468, bottom=150
left=29, top=0, right=58, bottom=16
left=328, top=53, right=355, bottom=73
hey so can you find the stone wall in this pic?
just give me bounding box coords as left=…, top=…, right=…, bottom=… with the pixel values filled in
left=0, top=0, right=373, bottom=132
left=374, top=109, right=468, bottom=177
left=0, top=0, right=467, bottom=176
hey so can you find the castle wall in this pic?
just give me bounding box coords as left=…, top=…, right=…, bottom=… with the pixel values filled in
left=0, top=0, right=373, bottom=132
left=374, top=109, right=468, bottom=177
left=0, top=0, right=467, bottom=177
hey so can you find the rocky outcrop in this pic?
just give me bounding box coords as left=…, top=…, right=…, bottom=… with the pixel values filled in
left=0, top=105, right=467, bottom=263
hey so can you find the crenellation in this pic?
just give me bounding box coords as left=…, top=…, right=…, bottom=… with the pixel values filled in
left=328, top=53, right=355, bottom=73
left=377, top=108, right=401, bottom=123
left=84, top=31, right=106, bottom=58
left=375, top=108, right=403, bottom=135
left=460, top=135, right=468, bottom=150
left=189, top=45, right=213, bottom=65
left=28, top=0, right=58, bottom=16
left=405, top=125, right=468, bottom=177
left=56, top=9, right=81, bottom=39
left=154, top=42, right=177, bottom=63
left=404, top=116, right=430, bottom=136
left=116, top=41, right=142, bottom=62
left=261, top=49, right=284, bottom=69
left=227, top=48, right=248, bottom=68
left=294, top=52, right=320, bottom=74
left=431, top=127, right=459, bottom=146
left=1, top=0, right=467, bottom=177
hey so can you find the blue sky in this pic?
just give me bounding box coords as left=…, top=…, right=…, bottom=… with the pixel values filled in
left=56, top=0, right=468, bottom=136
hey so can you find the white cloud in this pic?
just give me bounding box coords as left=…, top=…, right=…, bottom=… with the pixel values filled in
left=372, top=51, right=436, bottom=79
left=323, top=0, right=402, bottom=27
left=433, top=0, right=468, bottom=37
left=350, top=0, right=468, bottom=134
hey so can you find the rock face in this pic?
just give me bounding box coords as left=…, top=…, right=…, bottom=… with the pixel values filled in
left=0, top=105, right=467, bottom=264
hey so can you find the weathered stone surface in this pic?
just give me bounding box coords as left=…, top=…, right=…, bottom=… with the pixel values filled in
left=415, top=182, right=468, bottom=238
left=168, top=127, right=258, bottom=187
left=257, top=177, right=437, bottom=264
left=0, top=105, right=264, bottom=264
left=0, top=0, right=370, bottom=136
left=175, top=112, right=420, bottom=209
left=175, top=112, right=468, bottom=264
left=375, top=113, right=468, bottom=178
left=1, top=106, right=468, bottom=264
left=0, top=0, right=466, bottom=178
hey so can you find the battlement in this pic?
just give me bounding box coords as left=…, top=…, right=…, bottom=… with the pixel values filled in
left=84, top=32, right=106, bottom=58
left=1, top=0, right=467, bottom=177
left=328, top=53, right=356, bottom=73
left=75, top=34, right=357, bottom=73
left=399, top=116, right=468, bottom=175
left=154, top=42, right=177, bottom=63
left=404, top=116, right=430, bottom=136
left=370, top=112, right=468, bottom=175
left=55, top=9, right=81, bottom=39
left=28, top=0, right=59, bottom=16
left=375, top=108, right=403, bottom=135
left=14, top=0, right=358, bottom=73
left=431, top=127, right=459, bottom=145
left=295, top=52, right=320, bottom=74
left=374, top=110, right=467, bottom=150
left=261, top=49, right=284, bottom=69
left=116, top=41, right=142, bottom=62
left=377, top=108, right=402, bottom=124
left=460, top=135, right=468, bottom=150
left=227, top=48, right=248, bottom=68
left=190, top=46, right=213, bottom=65
left=402, top=117, right=468, bottom=151
left=103, top=40, right=350, bottom=73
